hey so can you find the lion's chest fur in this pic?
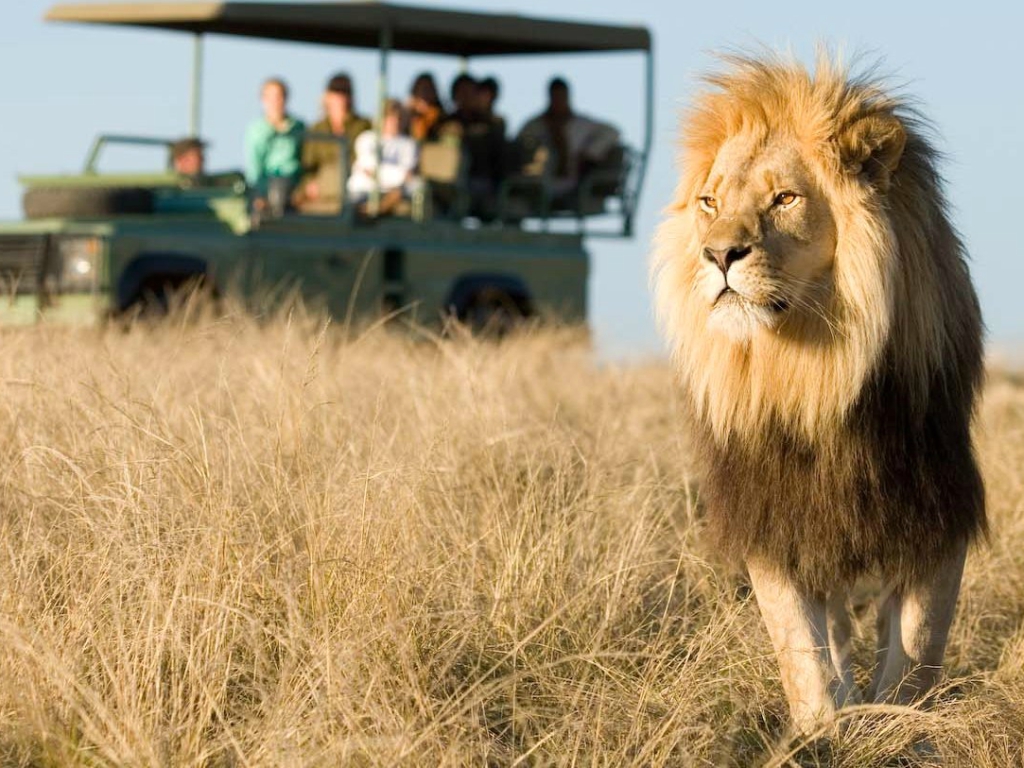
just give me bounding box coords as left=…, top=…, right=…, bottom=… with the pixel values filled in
left=690, top=358, right=985, bottom=592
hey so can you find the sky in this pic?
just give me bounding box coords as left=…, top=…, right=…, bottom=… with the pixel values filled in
left=1, top=0, right=1022, bottom=360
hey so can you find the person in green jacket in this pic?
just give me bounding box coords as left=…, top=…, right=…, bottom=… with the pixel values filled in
left=245, top=77, right=305, bottom=211
left=292, top=72, right=371, bottom=210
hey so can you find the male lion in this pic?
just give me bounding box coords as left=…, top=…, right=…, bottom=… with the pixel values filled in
left=651, top=54, right=985, bottom=734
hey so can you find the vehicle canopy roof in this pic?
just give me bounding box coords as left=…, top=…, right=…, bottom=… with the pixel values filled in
left=45, top=2, right=651, bottom=56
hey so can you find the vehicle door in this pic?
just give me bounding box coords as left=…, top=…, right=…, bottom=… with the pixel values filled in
left=245, top=215, right=384, bottom=320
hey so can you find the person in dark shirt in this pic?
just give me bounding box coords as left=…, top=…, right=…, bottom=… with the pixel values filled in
left=437, top=74, right=505, bottom=215
left=437, top=74, right=477, bottom=135
left=405, top=72, right=444, bottom=141
left=477, top=76, right=506, bottom=138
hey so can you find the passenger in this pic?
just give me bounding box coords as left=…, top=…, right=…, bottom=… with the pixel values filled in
left=245, top=77, right=305, bottom=212
left=476, top=76, right=506, bottom=136
left=437, top=73, right=505, bottom=214
left=436, top=73, right=478, bottom=136
left=347, top=99, right=421, bottom=215
left=170, top=137, right=205, bottom=176
left=517, top=77, right=620, bottom=197
left=405, top=72, right=444, bottom=141
left=294, top=72, right=372, bottom=208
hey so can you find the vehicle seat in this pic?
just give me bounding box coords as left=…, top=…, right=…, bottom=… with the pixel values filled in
left=498, top=141, right=632, bottom=222
left=416, top=140, right=468, bottom=220
left=497, top=139, right=554, bottom=221
left=572, top=144, right=629, bottom=216
left=295, top=160, right=345, bottom=216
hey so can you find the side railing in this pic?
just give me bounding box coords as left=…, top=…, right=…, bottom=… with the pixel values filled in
left=495, top=142, right=639, bottom=237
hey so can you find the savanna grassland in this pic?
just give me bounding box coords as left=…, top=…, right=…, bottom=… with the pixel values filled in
left=0, top=309, right=1022, bottom=767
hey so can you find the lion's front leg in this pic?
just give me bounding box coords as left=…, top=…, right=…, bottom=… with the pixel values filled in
left=870, top=540, right=967, bottom=705
left=747, top=560, right=847, bottom=734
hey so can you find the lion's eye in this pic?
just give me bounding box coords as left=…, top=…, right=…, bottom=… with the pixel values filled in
left=698, top=196, right=718, bottom=214
left=773, top=192, right=799, bottom=208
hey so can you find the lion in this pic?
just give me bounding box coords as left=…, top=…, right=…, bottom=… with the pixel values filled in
left=650, top=53, right=985, bottom=735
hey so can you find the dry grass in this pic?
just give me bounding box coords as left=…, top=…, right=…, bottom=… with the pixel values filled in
left=0, top=309, right=1022, bottom=767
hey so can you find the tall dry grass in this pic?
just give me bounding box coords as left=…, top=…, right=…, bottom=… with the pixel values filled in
left=0, top=309, right=1022, bottom=766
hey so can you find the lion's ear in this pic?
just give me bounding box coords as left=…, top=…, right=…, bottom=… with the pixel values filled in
left=838, top=114, right=906, bottom=192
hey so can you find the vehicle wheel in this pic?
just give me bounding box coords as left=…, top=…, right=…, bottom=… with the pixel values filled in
left=131, top=282, right=174, bottom=319
left=125, top=275, right=214, bottom=321
left=461, top=288, right=530, bottom=336
left=23, top=186, right=154, bottom=219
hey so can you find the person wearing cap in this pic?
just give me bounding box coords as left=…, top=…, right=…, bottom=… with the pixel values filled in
left=170, top=137, right=245, bottom=190
left=171, top=137, right=205, bottom=176
left=244, top=77, right=305, bottom=209
left=294, top=72, right=372, bottom=208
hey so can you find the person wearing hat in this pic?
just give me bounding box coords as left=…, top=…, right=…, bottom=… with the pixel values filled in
left=170, top=137, right=206, bottom=177
left=294, top=72, right=372, bottom=209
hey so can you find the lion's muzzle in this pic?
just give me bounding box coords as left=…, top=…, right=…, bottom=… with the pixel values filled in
left=703, top=244, right=752, bottom=275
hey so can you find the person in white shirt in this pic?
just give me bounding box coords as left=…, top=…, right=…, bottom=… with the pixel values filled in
left=348, top=99, right=421, bottom=214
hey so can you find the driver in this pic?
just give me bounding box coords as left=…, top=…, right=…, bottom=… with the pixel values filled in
left=170, top=137, right=205, bottom=176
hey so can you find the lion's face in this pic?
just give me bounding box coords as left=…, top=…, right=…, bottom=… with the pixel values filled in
left=651, top=57, right=982, bottom=443
left=693, top=134, right=837, bottom=341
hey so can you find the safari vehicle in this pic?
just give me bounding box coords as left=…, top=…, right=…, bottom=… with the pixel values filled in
left=0, top=3, right=653, bottom=328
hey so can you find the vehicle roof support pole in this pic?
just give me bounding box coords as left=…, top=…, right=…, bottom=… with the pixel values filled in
left=189, top=33, right=204, bottom=137
left=370, top=25, right=392, bottom=216
left=629, top=45, right=655, bottom=237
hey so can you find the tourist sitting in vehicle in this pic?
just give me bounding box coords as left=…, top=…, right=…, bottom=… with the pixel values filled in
left=347, top=99, right=421, bottom=215
left=293, top=72, right=372, bottom=210
left=404, top=72, right=444, bottom=141
left=437, top=74, right=505, bottom=216
left=477, top=76, right=506, bottom=137
left=517, top=76, right=620, bottom=198
left=245, top=77, right=305, bottom=214
left=171, top=137, right=205, bottom=176
left=436, top=74, right=476, bottom=136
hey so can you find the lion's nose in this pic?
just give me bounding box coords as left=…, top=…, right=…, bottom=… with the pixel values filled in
left=703, top=245, right=753, bottom=274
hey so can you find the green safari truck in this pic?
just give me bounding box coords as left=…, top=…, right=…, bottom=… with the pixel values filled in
left=0, top=3, right=654, bottom=329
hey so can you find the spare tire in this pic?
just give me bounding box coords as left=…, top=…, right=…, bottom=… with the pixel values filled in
left=23, top=186, right=155, bottom=219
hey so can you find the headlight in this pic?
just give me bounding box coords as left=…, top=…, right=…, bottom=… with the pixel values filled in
left=57, top=236, right=103, bottom=292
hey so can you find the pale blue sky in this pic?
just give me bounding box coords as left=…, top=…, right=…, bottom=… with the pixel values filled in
left=1, top=0, right=1021, bottom=358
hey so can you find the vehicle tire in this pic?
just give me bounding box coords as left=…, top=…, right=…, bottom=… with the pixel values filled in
left=124, top=274, right=214, bottom=321
left=461, top=288, right=531, bottom=336
left=23, top=186, right=155, bottom=219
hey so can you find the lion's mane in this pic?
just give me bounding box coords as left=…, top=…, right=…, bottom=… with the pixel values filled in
left=651, top=55, right=986, bottom=590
